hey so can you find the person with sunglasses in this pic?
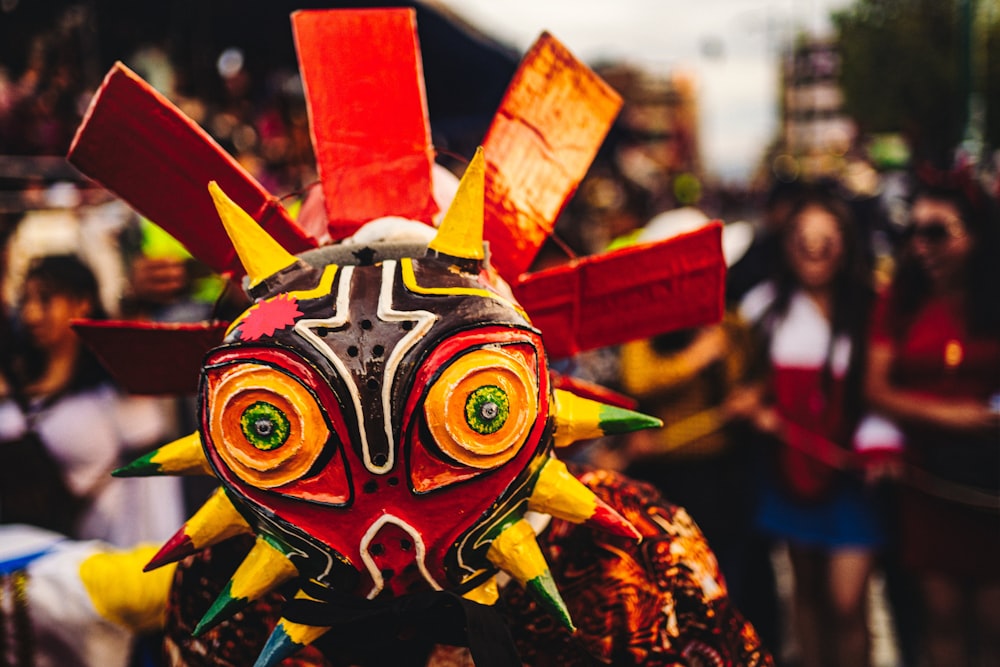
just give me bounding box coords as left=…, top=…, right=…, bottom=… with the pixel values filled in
left=865, top=172, right=1000, bottom=667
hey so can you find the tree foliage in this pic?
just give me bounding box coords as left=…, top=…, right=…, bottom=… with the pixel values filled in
left=833, top=0, right=999, bottom=163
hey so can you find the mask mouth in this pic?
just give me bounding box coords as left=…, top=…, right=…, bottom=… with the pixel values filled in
left=359, top=515, right=443, bottom=599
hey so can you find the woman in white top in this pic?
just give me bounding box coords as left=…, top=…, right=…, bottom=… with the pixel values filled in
left=0, top=254, right=181, bottom=545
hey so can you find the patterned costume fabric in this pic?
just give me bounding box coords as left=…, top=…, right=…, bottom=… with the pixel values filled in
left=162, top=468, right=772, bottom=667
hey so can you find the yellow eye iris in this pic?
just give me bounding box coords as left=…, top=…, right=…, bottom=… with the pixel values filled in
left=424, top=347, right=538, bottom=469
left=207, top=364, right=330, bottom=488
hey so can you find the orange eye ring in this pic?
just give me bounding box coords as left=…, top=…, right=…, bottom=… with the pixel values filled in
left=424, top=347, right=537, bottom=469
left=207, top=364, right=330, bottom=488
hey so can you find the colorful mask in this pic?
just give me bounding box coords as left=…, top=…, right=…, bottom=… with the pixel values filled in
left=68, top=9, right=726, bottom=666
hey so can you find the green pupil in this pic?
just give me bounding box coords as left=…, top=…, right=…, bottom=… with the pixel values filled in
left=240, top=401, right=291, bottom=451
left=464, top=386, right=509, bottom=435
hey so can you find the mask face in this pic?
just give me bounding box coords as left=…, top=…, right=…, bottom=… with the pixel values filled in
left=109, top=171, right=659, bottom=665
left=202, top=253, right=553, bottom=599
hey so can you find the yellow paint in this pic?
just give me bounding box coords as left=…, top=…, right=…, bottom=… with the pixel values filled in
left=552, top=389, right=605, bottom=448
left=286, top=264, right=338, bottom=301
left=277, top=617, right=331, bottom=646
left=399, top=258, right=529, bottom=320
left=486, top=518, right=549, bottom=584
left=461, top=575, right=500, bottom=606
left=424, top=348, right=537, bottom=468
left=229, top=537, right=299, bottom=601
left=153, top=432, right=214, bottom=476
left=428, top=147, right=485, bottom=260
left=527, top=457, right=597, bottom=524
left=80, top=545, right=176, bottom=633
left=208, top=364, right=330, bottom=488
left=185, top=487, right=252, bottom=549
left=208, top=181, right=298, bottom=288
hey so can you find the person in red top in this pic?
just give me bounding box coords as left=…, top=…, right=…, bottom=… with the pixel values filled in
left=866, top=171, right=1000, bottom=667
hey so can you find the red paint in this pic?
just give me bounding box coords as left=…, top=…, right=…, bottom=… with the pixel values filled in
left=513, top=223, right=726, bottom=358
left=238, top=295, right=303, bottom=341
left=292, top=9, right=436, bottom=239
left=67, top=63, right=315, bottom=276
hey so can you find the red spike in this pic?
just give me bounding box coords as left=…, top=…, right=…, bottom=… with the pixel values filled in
left=590, top=499, right=642, bottom=541
left=68, top=63, right=316, bottom=276
left=512, top=223, right=725, bottom=359
left=483, top=33, right=622, bottom=281
left=144, top=530, right=196, bottom=572
left=292, top=9, right=437, bottom=240
left=72, top=320, right=227, bottom=395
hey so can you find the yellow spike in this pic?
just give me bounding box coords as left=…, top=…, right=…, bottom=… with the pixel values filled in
left=427, top=147, right=485, bottom=260
left=187, top=488, right=250, bottom=544
left=208, top=181, right=298, bottom=288
left=527, top=457, right=596, bottom=524
left=114, top=431, right=214, bottom=477
left=193, top=536, right=299, bottom=635
left=486, top=519, right=574, bottom=630
left=486, top=519, right=549, bottom=587
left=228, top=537, right=299, bottom=602
left=145, top=488, right=253, bottom=570
left=552, top=389, right=604, bottom=448
left=462, top=575, right=500, bottom=606
left=552, top=389, right=662, bottom=448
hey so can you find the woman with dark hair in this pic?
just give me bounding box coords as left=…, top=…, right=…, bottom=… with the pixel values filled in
left=0, top=254, right=181, bottom=544
left=865, top=173, right=1000, bottom=667
left=732, top=186, right=880, bottom=667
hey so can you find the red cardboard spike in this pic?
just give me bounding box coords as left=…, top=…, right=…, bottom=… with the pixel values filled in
left=72, top=319, right=228, bottom=395
left=68, top=64, right=316, bottom=276
left=483, top=33, right=622, bottom=282
left=513, top=223, right=725, bottom=359
left=293, top=9, right=437, bottom=240
left=551, top=373, right=638, bottom=411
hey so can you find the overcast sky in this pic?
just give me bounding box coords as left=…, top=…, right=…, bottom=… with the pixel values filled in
left=436, top=0, right=855, bottom=183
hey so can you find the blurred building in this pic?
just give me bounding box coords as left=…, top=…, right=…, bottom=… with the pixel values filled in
left=557, top=64, right=704, bottom=256
left=778, top=38, right=856, bottom=179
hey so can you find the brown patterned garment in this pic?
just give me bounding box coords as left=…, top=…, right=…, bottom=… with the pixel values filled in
left=495, top=467, right=772, bottom=666
left=163, top=469, right=772, bottom=667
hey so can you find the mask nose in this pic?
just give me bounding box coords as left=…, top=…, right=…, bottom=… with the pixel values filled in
left=362, top=519, right=438, bottom=598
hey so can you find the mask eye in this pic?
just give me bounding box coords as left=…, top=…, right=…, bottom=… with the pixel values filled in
left=207, top=364, right=331, bottom=488
left=240, top=401, right=291, bottom=450
left=424, top=347, right=538, bottom=469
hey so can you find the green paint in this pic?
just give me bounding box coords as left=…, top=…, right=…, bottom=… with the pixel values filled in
left=111, top=449, right=163, bottom=477
left=464, top=385, right=509, bottom=435
left=240, top=401, right=291, bottom=451
left=193, top=580, right=243, bottom=637
left=598, top=404, right=662, bottom=435
left=526, top=572, right=576, bottom=632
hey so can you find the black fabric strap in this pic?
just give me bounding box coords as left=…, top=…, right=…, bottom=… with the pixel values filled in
left=283, top=583, right=521, bottom=667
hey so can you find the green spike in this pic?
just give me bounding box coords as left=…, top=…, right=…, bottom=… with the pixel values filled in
left=112, top=432, right=213, bottom=477
left=597, top=403, right=663, bottom=435
left=192, top=537, right=298, bottom=636
left=526, top=571, right=576, bottom=632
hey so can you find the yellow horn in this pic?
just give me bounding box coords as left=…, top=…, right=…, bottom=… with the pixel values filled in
left=428, top=147, right=485, bottom=261
left=209, top=181, right=298, bottom=288
left=552, top=389, right=662, bottom=448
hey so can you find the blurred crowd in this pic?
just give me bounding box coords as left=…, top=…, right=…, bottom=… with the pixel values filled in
left=1, top=4, right=999, bottom=667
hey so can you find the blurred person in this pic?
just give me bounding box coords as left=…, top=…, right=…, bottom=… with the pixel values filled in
left=732, top=187, right=881, bottom=667
left=619, top=316, right=761, bottom=597
left=0, top=254, right=181, bottom=545
left=865, top=171, right=1000, bottom=667
left=726, top=180, right=806, bottom=305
